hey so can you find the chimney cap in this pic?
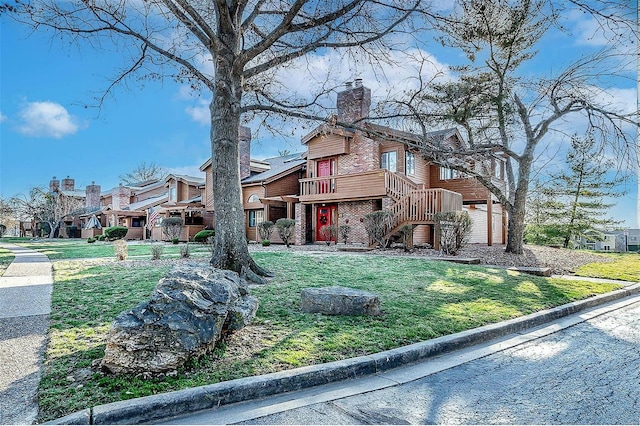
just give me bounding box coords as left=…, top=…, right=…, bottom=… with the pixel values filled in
left=345, top=81, right=353, bottom=88
left=52, top=176, right=57, bottom=179
left=354, top=78, right=363, bottom=87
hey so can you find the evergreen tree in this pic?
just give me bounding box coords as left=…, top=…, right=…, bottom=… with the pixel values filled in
left=537, top=134, right=625, bottom=248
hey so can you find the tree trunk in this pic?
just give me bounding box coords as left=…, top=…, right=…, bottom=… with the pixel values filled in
left=208, top=38, right=271, bottom=282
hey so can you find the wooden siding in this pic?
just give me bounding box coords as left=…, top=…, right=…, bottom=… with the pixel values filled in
left=243, top=185, right=264, bottom=210
left=299, top=170, right=388, bottom=203
left=132, top=184, right=166, bottom=202
left=307, top=134, right=349, bottom=160
left=430, top=167, right=491, bottom=201
left=265, top=172, right=300, bottom=197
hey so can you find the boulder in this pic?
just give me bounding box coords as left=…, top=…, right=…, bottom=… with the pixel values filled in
left=101, top=264, right=258, bottom=375
left=301, top=286, right=381, bottom=316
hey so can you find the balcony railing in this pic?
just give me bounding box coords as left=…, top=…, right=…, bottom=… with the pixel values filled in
left=299, top=170, right=389, bottom=202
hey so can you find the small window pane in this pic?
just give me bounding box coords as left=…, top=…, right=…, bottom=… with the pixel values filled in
left=381, top=151, right=397, bottom=172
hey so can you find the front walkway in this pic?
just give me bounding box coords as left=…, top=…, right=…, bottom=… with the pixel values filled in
left=0, top=243, right=53, bottom=424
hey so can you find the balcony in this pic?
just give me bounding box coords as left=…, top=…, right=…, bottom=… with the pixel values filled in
left=299, top=170, right=390, bottom=203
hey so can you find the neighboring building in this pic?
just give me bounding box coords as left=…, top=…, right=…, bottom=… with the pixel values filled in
left=295, top=80, right=506, bottom=247
left=581, top=229, right=640, bottom=252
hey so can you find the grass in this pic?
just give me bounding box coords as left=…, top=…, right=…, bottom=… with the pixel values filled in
left=37, top=251, right=623, bottom=421
left=0, top=247, right=15, bottom=275
left=6, top=238, right=210, bottom=260
left=575, top=251, right=640, bottom=282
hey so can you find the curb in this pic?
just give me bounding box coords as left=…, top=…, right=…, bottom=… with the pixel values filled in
left=47, top=282, right=640, bottom=425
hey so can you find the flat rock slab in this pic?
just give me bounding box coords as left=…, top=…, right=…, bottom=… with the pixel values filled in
left=434, top=257, right=481, bottom=265
left=337, top=246, right=373, bottom=253
left=507, top=266, right=552, bottom=277
left=301, top=286, right=381, bottom=316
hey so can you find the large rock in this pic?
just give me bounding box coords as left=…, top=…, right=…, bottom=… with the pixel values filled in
left=301, top=286, right=381, bottom=316
left=101, top=264, right=258, bottom=374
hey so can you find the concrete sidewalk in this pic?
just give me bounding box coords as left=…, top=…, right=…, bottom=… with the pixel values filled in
left=0, top=243, right=53, bottom=425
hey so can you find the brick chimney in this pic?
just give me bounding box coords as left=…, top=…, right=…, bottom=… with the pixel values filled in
left=337, top=79, right=371, bottom=124
left=85, top=181, right=101, bottom=210
left=49, top=176, right=60, bottom=193
left=112, top=184, right=131, bottom=210
left=239, top=126, right=251, bottom=180
left=61, top=176, right=75, bottom=191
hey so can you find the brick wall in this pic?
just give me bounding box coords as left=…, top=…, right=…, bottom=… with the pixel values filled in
left=336, top=80, right=371, bottom=124
left=337, top=200, right=377, bottom=245
left=85, top=182, right=101, bottom=209
left=337, top=133, right=379, bottom=175
left=294, top=203, right=305, bottom=246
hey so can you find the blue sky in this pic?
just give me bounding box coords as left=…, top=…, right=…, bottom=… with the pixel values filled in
left=0, top=3, right=638, bottom=228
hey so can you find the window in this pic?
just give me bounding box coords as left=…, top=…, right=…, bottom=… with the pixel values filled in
left=248, top=210, right=264, bottom=227
left=170, top=187, right=177, bottom=202
left=247, top=194, right=260, bottom=203
left=381, top=151, right=397, bottom=172
left=405, top=152, right=415, bottom=176
left=439, top=167, right=459, bottom=180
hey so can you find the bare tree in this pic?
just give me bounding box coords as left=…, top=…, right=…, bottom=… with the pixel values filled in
left=2, top=0, right=420, bottom=281
left=384, top=0, right=638, bottom=254
left=119, top=162, right=167, bottom=185
left=10, top=187, right=85, bottom=239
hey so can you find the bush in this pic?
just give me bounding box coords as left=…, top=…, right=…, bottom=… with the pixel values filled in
left=65, top=225, right=79, bottom=238
left=275, top=218, right=296, bottom=248
left=161, top=217, right=183, bottom=241
left=261, top=239, right=271, bottom=247
left=113, top=239, right=128, bottom=261
left=180, top=243, right=191, bottom=258
left=151, top=244, right=164, bottom=260
left=338, top=224, right=351, bottom=244
left=194, top=229, right=215, bottom=243
left=172, top=237, right=179, bottom=245
left=398, top=224, right=414, bottom=251
left=87, top=237, right=96, bottom=244
left=434, top=211, right=472, bottom=255
left=363, top=210, right=393, bottom=249
left=318, top=225, right=336, bottom=246
left=257, top=221, right=275, bottom=241
left=95, top=234, right=106, bottom=241
left=104, top=226, right=128, bottom=240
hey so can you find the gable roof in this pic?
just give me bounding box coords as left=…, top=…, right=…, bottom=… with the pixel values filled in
left=164, top=174, right=205, bottom=186
left=242, top=153, right=306, bottom=185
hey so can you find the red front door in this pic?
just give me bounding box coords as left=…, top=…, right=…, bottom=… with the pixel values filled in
left=317, top=159, right=331, bottom=194
left=316, top=204, right=337, bottom=242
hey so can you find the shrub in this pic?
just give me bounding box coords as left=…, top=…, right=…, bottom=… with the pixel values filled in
left=87, top=237, right=96, bottom=244
left=151, top=244, right=164, bottom=260
left=398, top=224, right=414, bottom=251
left=161, top=217, right=183, bottom=241
left=318, top=225, right=336, bottom=246
left=363, top=210, right=393, bottom=249
left=338, top=224, right=351, bottom=244
left=434, top=211, right=472, bottom=255
left=275, top=218, right=296, bottom=248
left=172, top=237, right=179, bottom=245
left=180, top=243, right=191, bottom=258
left=257, top=221, right=275, bottom=241
left=65, top=225, right=79, bottom=238
left=113, top=239, right=128, bottom=261
left=95, top=234, right=106, bottom=241
left=104, top=226, right=128, bottom=240
left=261, top=239, right=271, bottom=247
left=194, top=229, right=215, bottom=243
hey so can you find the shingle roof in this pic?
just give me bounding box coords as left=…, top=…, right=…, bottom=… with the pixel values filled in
left=242, top=153, right=306, bottom=185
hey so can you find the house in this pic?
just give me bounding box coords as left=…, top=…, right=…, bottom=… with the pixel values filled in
left=199, top=81, right=507, bottom=247
left=581, top=229, right=640, bottom=252
left=199, top=126, right=306, bottom=243
left=79, top=173, right=207, bottom=241
left=295, top=80, right=507, bottom=247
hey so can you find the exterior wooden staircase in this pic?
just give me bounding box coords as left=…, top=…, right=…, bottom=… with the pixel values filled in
left=381, top=172, right=463, bottom=246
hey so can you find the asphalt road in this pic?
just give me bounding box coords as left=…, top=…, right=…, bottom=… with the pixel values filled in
left=169, top=296, right=640, bottom=425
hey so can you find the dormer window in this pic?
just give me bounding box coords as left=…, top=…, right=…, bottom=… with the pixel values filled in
left=381, top=151, right=397, bottom=172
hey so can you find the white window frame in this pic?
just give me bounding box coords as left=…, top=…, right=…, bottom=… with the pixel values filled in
left=405, top=151, right=415, bottom=176
left=439, top=167, right=459, bottom=180
left=381, top=151, right=397, bottom=172
left=248, top=209, right=264, bottom=228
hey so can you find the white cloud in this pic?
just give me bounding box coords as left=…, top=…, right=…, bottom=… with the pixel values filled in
left=167, top=163, right=207, bottom=178
left=185, top=100, right=210, bottom=125
left=0, top=112, right=7, bottom=123
left=17, top=101, right=80, bottom=138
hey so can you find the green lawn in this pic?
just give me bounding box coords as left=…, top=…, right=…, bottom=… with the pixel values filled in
left=10, top=239, right=210, bottom=260
left=575, top=252, right=640, bottom=282
left=0, top=247, right=15, bottom=275
left=38, top=251, right=623, bottom=421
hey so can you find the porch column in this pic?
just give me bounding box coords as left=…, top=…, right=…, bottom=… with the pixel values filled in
left=486, top=197, right=493, bottom=247
left=294, top=203, right=305, bottom=246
